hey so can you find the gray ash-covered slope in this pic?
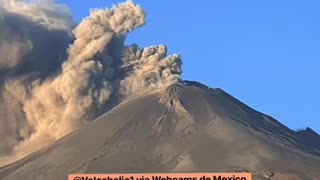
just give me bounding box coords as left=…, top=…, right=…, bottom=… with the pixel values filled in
left=1, top=81, right=320, bottom=180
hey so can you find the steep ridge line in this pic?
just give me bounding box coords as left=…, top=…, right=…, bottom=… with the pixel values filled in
left=0, top=82, right=319, bottom=180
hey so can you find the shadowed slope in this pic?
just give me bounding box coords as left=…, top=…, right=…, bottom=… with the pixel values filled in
left=0, top=82, right=319, bottom=180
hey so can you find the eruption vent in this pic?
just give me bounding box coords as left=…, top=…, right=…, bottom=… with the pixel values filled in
left=0, top=0, right=182, bottom=167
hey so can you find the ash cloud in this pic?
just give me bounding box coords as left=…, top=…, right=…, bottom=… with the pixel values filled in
left=0, top=0, right=182, bottom=167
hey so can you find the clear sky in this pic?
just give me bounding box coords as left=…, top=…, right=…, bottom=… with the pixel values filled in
left=59, top=0, right=320, bottom=133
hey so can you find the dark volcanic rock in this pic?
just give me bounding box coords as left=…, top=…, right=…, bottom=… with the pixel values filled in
left=0, top=82, right=319, bottom=180
left=296, top=127, right=320, bottom=150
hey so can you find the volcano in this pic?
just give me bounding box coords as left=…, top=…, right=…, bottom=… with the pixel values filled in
left=0, top=81, right=319, bottom=180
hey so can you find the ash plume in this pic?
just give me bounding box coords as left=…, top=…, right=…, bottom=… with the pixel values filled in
left=0, top=0, right=182, bottom=167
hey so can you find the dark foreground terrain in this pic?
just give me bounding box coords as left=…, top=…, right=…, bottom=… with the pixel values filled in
left=0, top=81, right=320, bottom=180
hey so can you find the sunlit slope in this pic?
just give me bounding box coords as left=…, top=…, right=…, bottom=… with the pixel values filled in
left=1, top=82, right=319, bottom=180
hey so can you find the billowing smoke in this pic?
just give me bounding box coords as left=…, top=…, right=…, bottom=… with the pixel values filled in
left=0, top=0, right=182, bottom=167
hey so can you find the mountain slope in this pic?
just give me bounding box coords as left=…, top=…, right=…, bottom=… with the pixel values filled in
left=0, top=82, right=319, bottom=180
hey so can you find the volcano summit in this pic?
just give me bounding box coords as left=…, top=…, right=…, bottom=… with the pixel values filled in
left=0, top=1, right=319, bottom=180
left=0, top=82, right=320, bottom=180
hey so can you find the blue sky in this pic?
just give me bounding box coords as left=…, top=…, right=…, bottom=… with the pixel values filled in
left=60, top=0, right=320, bottom=133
